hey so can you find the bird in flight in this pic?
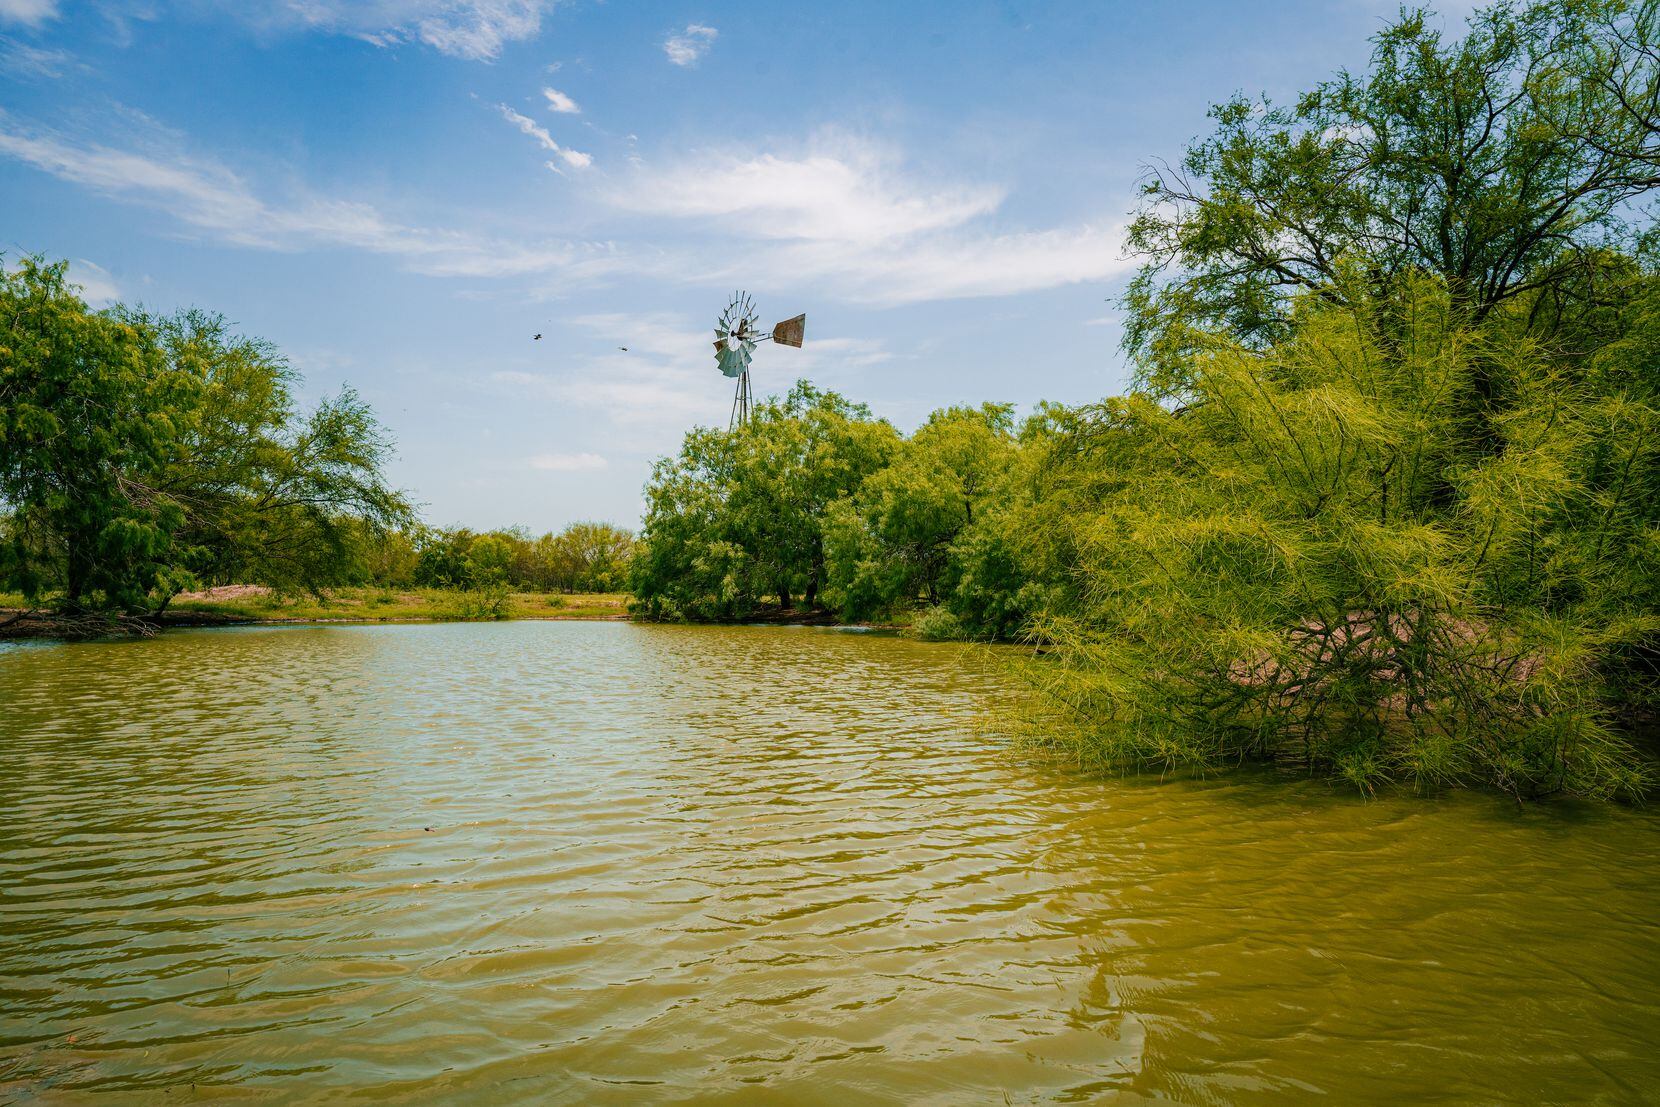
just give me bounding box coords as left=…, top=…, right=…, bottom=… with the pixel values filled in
left=533, top=333, right=542, bottom=340
left=618, top=346, right=628, bottom=352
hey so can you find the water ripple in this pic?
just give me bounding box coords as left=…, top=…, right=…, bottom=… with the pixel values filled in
left=2, top=622, right=1658, bottom=1103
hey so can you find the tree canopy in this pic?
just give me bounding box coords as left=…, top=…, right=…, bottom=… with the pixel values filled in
left=632, top=0, right=1660, bottom=798
left=1027, top=0, right=1660, bottom=797
left=1028, top=274, right=1657, bottom=797
left=1, top=257, right=411, bottom=615
left=1125, top=0, right=1659, bottom=386
left=630, top=383, right=899, bottom=620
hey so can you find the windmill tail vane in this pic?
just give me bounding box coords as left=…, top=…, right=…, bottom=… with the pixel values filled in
left=713, top=291, right=805, bottom=428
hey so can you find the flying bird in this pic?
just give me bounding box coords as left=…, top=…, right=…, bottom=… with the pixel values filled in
left=533, top=333, right=542, bottom=340
left=618, top=346, right=628, bottom=351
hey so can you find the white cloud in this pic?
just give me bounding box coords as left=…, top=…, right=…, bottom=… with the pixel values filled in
left=545, top=150, right=590, bottom=171
left=541, top=86, right=579, bottom=114
left=608, top=135, right=1132, bottom=304
left=263, top=0, right=556, bottom=61
left=495, top=315, right=726, bottom=430
left=67, top=259, right=120, bottom=305
left=528, top=451, right=607, bottom=471
left=494, top=313, right=896, bottom=441
left=0, top=0, right=56, bottom=27
left=0, top=35, right=69, bottom=76
left=792, top=335, right=893, bottom=369
left=663, top=23, right=716, bottom=66
left=1, top=111, right=1129, bottom=309
left=812, top=222, right=1131, bottom=304
left=0, top=117, right=613, bottom=279
left=497, top=104, right=591, bottom=170
left=497, top=104, right=558, bottom=149
left=611, top=139, right=1001, bottom=244
left=415, top=1, right=543, bottom=60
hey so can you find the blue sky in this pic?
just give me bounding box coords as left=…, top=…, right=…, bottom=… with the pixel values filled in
left=0, top=0, right=1464, bottom=532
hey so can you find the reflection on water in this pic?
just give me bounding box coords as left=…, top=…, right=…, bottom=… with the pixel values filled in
left=2, top=622, right=1657, bottom=1103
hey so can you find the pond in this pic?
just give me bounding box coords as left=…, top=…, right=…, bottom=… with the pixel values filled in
left=3, top=622, right=1657, bottom=1102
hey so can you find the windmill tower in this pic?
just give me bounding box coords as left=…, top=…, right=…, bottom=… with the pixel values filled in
left=713, top=291, right=805, bottom=428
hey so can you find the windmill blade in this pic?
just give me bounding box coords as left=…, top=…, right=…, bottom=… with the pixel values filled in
left=771, top=314, right=805, bottom=347
left=716, top=344, right=751, bottom=378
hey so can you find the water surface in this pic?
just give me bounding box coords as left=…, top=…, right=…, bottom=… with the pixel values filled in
left=3, top=622, right=1658, bottom=1103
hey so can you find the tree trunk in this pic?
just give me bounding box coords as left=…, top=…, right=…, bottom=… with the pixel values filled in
left=65, top=540, right=91, bottom=612
left=805, top=536, right=823, bottom=610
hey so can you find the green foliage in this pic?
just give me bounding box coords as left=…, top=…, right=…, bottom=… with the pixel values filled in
left=1024, top=276, right=1657, bottom=799
left=414, top=528, right=473, bottom=588
left=142, top=309, right=412, bottom=596
left=465, top=533, right=515, bottom=583
left=630, top=383, right=898, bottom=619
left=986, top=0, right=1660, bottom=799
left=407, top=522, right=634, bottom=592
left=530, top=521, right=635, bottom=592
left=633, top=388, right=1064, bottom=638
left=823, top=404, right=1016, bottom=620
left=911, top=606, right=967, bottom=642
left=1125, top=0, right=1660, bottom=385
left=359, top=525, right=418, bottom=588
left=0, top=259, right=192, bottom=611
left=0, top=257, right=411, bottom=613
left=448, top=581, right=513, bottom=621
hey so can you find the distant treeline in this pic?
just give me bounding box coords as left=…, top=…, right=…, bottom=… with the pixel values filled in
left=372, top=522, right=633, bottom=594
left=632, top=0, right=1660, bottom=799
left=0, top=260, right=632, bottom=616
left=628, top=383, right=1051, bottom=642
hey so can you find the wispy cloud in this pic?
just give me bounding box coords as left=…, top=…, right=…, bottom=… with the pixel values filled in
left=495, top=315, right=727, bottom=431
left=67, top=259, right=120, bottom=305
left=528, top=451, right=607, bottom=471
left=496, top=104, right=591, bottom=169
left=1, top=110, right=1128, bottom=308
left=663, top=23, right=716, bottom=67
left=610, top=139, right=1001, bottom=243
left=0, top=0, right=57, bottom=28
left=541, top=86, right=579, bottom=113
left=607, top=134, right=1132, bottom=304
left=0, top=115, right=611, bottom=279
left=0, top=35, right=69, bottom=76
left=251, top=0, right=557, bottom=61
left=494, top=313, right=895, bottom=441
left=794, top=222, right=1132, bottom=304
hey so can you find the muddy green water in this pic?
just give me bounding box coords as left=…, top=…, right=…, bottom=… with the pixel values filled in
left=2, top=622, right=1658, bottom=1104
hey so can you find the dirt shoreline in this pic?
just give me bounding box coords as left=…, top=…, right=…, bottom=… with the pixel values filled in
left=0, top=608, right=630, bottom=640
left=0, top=606, right=886, bottom=641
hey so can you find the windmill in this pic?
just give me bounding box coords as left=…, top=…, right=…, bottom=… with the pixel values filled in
left=713, top=291, right=805, bottom=428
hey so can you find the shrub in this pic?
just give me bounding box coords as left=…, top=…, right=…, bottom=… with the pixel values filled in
left=449, top=582, right=512, bottom=621
left=912, top=606, right=966, bottom=642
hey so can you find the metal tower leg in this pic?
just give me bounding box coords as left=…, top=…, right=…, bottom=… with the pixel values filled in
left=730, top=370, right=752, bottom=430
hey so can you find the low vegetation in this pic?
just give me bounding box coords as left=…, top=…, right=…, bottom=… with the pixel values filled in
left=5, top=0, right=1654, bottom=799
left=631, top=0, right=1660, bottom=799
left=164, top=586, right=628, bottom=623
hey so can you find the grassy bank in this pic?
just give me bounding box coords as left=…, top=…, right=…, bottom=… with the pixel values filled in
left=0, top=588, right=928, bottom=637
left=170, top=586, right=629, bottom=623
left=0, top=587, right=629, bottom=632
